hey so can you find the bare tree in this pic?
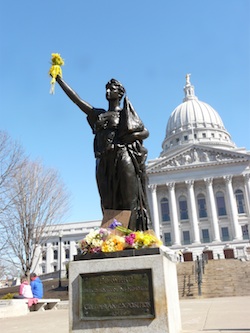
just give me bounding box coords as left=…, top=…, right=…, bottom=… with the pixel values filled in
left=1, top=159, right=70, bottom=277
left=0, top=131, right=25, bottom=254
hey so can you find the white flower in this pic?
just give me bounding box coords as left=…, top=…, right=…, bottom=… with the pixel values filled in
left=92, top=239, right=103, bottom=247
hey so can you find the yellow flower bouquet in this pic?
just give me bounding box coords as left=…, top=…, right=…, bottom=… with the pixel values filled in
left=78, top=219, right=162, bottom=254
left=48, top=53, right=64, bottom=94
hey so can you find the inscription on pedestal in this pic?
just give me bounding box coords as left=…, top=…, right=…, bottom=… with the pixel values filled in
left=79, top=269, right=155, bottom=320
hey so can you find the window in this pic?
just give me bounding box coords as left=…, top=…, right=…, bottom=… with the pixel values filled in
left=53, top=250, right=58, bottom=260
left=216, top=192, right=227, bottom=216
left=164, top=233, right=171, bottom=246
left=221, top=227, right=229, bottom=241
left=183, top=231, right=191, bottom=245
left=179, top=196, right=188, bottom=220
left=53, top=265, right=57, bottom=272
left=53, top=242, right=58, bottom=246
left=197, top=194, right=207, bottom=218
left=235, top=189, right=245, bottom=214
left=42, top=250, right=46, bottom=261
left=184, top=135, right=188, bottom=141
left=64, top=240, right=70, bottom=245
left=161, top=198, right=170, bottom=222
left=176, top=138, right=180, bottom=143
left=65, top=249, right=70, bottom=259
left=211, top=133, right=215, bottom=138
left=42, top=266, right=46, bottom=274
left=202, top=133, right=206, bottom=138
left=202, top=229, right=210, bottom=243
left=242, top=225, right=249, bottom=240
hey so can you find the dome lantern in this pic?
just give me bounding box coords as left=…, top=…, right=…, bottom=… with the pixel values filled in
left=183, top=74, right=197, bottom=102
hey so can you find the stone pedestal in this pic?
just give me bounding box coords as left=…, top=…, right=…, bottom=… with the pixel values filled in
left=69, top=249, right=182, bottom=333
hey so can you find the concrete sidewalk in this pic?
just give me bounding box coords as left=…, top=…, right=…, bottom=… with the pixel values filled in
left=1, top=296, right=250, bottom=333
left=181, top=296, right=250, bottom=332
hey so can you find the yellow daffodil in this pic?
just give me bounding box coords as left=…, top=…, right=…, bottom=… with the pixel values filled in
left=49, top=53, right=64, bottom=94
left=102, top=235, right=125, bottom=252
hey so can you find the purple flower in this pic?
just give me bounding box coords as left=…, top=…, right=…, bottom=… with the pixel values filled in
left=109, top=219, right=122, bottom=230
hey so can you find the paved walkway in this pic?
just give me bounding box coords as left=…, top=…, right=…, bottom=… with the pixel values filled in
left=181, top=296, right=250, bottom=332
left=1, top=296, right=250, bottom=333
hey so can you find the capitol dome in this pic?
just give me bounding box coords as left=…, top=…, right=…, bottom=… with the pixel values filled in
left=161, top=75, right=236, bottom=155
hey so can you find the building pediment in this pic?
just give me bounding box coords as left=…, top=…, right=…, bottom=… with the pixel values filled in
left=147, top=145, right=250, bottom=174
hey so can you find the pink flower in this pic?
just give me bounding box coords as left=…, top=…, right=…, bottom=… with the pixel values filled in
left=125, top=233, right=136, bottom=245
left=90, top=247, right=102, bottom=253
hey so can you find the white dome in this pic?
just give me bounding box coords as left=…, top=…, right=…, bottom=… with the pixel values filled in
left=161, top=75, right=236, bottom=155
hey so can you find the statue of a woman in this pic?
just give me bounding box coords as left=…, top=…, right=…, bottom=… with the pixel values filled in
left=55, top=76, right=151, bottom=231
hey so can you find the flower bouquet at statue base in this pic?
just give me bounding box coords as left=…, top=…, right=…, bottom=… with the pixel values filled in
left=78, top=219, right=162, bottom=254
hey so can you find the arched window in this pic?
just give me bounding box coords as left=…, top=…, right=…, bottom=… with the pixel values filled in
left=197, top=194, right=207, bottom=218
left=53, top=250, right=58, bottom=260
left=235, top=189, right=245, bottom=214
left=179, top=196, right=188, bottom=220
left=65, top=248, right=70, bottom=259
left=161, top=198, right=170, bottom=221
left=216, top=191, right=227, bottom=216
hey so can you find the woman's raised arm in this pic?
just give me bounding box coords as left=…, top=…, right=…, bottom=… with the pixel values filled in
left=56, top=76, right=93, bottom=116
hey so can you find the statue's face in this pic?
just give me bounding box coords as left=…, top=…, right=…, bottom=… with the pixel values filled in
left=106, top=84, right=120, bottom=101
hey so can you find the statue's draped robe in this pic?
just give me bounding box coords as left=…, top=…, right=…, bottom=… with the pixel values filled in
left=87, top=97, right=150, bottom=230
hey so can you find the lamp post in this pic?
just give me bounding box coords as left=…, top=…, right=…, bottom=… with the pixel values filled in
left=58, top=230, right=63, bottom=288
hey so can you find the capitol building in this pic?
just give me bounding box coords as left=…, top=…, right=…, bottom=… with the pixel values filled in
left=33, top=75, right=250, bottom=275
left=146, top=75, right=250, bottom=260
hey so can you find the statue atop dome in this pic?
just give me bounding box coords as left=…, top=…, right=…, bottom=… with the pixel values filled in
left=186, top=73, right=191, bottom=85
left=184, top=74, right=196, bottom=101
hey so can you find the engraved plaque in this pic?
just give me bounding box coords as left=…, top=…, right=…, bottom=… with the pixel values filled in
left=79, top=269, right=155, bottom=320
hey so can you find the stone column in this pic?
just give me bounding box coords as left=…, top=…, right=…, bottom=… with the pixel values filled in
left=223, top=175, right=242, bottom=240
left=166, top=182, right=181, bottom=245
left=60, top=241, right=65, bottom=271
left=243, top=174, right=250, bottom=215
left=204, top=178, right=221, bottom=242
left=185, top=180, right=200, bottom=243
left=148, top=184, right=161, bottom=239
left=46, top=242, right=53, bottom=273
left=70, top=240, right=76, bottom=260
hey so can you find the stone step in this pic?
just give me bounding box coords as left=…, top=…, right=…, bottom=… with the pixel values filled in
left=177, top=259, right=250, bottom=299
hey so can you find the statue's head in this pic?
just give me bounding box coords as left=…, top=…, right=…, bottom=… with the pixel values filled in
left=106, top=78, right=126, bottom=101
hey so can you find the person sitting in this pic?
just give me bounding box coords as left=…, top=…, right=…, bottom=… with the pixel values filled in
left=13, top=276, right=33, bottom=299
left=30, top=273, right=43, bottom=299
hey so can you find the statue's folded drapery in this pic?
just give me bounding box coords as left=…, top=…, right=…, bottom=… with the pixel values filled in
left=87, top=96, right=150, bottom=230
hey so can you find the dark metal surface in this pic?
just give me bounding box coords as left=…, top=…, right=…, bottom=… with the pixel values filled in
left=74, top=247, right=160, bottom=261
left=79, top=269, right=155, bottom=320
left=56, top=76, right=151, bottom=230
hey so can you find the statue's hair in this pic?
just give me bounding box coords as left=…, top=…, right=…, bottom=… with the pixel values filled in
left=106, top=78, right=126, bottom=100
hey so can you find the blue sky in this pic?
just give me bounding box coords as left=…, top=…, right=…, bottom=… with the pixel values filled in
left=0, top=1, right=249, bottom=223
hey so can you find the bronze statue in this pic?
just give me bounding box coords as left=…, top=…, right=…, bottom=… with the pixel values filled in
left=55, top=75, right=151, bottom=231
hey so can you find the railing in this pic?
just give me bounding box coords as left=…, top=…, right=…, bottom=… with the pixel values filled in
left=195, top=254, right=208, bottom=295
